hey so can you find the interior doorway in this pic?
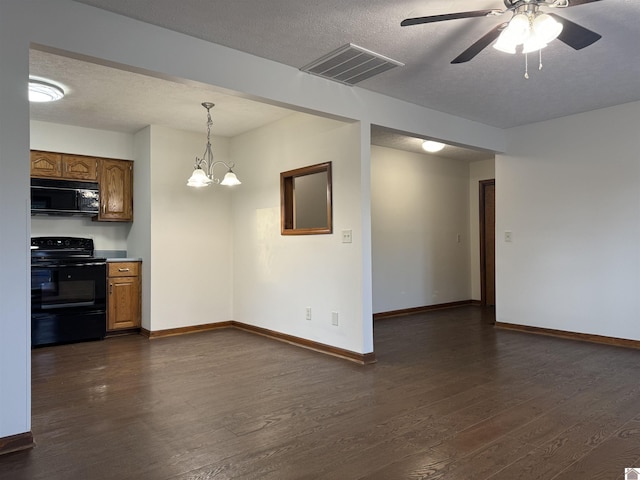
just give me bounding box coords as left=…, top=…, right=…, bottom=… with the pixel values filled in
left=479, top=179, right=495, bottom=307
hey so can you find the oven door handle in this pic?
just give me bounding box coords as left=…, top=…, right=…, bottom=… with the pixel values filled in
left=32, top=260, right=107, bottom=268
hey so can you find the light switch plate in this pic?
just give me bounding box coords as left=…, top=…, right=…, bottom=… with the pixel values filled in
left=342, top=230, right=352, bottom=243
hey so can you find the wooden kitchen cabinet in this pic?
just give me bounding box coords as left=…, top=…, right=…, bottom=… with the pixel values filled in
left=30, top=151, right=98, bottom=181
left=61, top=154, right=98, bottom=181
left=107, top=261, right=141, bottom=332
left=97, top=158, right=133, bottom=222
left=30, top=150, right=134, bottom=222
left=30, top=151, right=62, bottom=178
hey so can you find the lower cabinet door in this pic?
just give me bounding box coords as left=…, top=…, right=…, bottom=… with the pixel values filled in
left=108, top=277, right=140, bottom=330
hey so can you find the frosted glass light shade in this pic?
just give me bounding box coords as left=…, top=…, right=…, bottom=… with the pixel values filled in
left=187, top=168, right=212, bottom=187
left=532, top=13, right=563, bottom=44
left=522, top=36, right=548, bottom=53
left=220, top=171, right=241, bottom=186
left=493, top=36, right=517, bottom=54
left=503, top=13, right=531, bottom=45
left=422, top=141, right=445, bottom=153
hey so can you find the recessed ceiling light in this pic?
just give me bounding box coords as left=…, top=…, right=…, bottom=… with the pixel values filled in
left=28, top=79, right=65, bottom=102
left=422, top=140, right=445, bottom=153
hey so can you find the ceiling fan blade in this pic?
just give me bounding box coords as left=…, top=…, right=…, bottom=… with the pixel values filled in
left=401, top=10, right=499, bottom=27
left=549, top=13, right=602, bottom=50
left=451, top=23, right=505, bottom=64
left=564, top=0, right=602, bottom=7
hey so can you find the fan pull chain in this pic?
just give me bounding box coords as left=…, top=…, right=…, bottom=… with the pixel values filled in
left=524, top=52, right=529, bottom=79
left=539, top=49, right=543, bottom=71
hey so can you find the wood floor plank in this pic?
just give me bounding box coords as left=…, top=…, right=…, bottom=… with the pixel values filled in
left=550, top=419, right=640, bottom=480
left=2, top=306, right=640, bottom=479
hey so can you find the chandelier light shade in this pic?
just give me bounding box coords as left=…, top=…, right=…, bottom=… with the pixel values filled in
left=28, top=79, right=65, bottom=102
left=187, top=167, right=213, bottom=187
left=187, top=102, right=241, bottom=188
left=220, top=170, right=241, bottom=186
left=422, top=140, right=446, bottom=153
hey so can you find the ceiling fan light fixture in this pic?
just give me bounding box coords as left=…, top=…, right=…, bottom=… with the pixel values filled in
left=422, top=140, right=446, bottom=153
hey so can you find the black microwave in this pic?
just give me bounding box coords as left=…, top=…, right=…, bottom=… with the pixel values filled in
left=31, top=178, right=100, bottom=216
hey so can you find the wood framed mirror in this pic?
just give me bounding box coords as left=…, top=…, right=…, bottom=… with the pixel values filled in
left=281, top=162, right=332, bottom=235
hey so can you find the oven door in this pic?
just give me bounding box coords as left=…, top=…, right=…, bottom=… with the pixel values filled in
left=31, top=260, right=106, bottom=310
left=31, top=260, right=106, bottom=346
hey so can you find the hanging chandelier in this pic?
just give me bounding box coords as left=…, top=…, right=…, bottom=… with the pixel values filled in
left=187, top=102, right=242, bottom=188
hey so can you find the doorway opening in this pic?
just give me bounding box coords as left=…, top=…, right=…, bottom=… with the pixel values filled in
left=479, top=179, right=495, bottom=307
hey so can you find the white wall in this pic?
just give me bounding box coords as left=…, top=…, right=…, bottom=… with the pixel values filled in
left=30, top=120, right=134, bottom=159
left=0, top=0, right=31, bottom=440
left=371, top=145, right=471, bottom=313
left=232, top=113, right=368, bottom=353
left=30, top=121, right=134, bottom=251
left=148, top=126, right=234, bottom=330
left=497, top=101, right=640, bottom=340
left=469, top=159, right=495, bottom=301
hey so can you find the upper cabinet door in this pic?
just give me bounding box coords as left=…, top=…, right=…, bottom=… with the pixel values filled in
left=98, top=159, right=133, bottom=222
left=62, top=155, right=98, bottom=181
left=30, top=151, right=62, bottom=178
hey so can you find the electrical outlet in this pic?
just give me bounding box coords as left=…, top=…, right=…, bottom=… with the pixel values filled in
left=331, top=311, right=339, bottom=326
left=306, top=307, right=312, bottom=321
left=342, top=230, right=352, bottom=243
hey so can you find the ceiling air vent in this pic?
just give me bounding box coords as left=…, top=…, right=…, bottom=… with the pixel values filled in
left=300, top=44, right=403, bottom=86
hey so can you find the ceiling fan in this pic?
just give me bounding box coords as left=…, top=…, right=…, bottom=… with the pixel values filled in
left=401, top=0, right=602, bottom=64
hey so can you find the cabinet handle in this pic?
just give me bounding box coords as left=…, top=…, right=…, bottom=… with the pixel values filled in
left=109, top=283, right=113, bottom=294
left=102, top=204, right=106, bottom=214
left=118, top=268, right=130, bottom=272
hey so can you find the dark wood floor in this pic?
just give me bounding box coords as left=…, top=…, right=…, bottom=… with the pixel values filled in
left=2, top=306, right=640, bottom=479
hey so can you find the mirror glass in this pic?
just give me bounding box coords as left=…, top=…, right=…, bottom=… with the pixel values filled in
left=281, top=162, right=332, bottom=235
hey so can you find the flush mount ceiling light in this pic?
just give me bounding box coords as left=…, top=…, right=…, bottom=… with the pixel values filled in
left=28, top=79, right=65, bottom=102
left=187, top=102, right=241, bottom=188
left=422, top=140, right=446, bottom=153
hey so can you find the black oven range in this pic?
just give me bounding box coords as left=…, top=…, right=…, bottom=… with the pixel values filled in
left=31, top=237, right=106, bottom=347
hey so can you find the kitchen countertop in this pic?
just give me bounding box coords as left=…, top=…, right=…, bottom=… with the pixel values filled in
left=106, top=258, right=142, bottom=263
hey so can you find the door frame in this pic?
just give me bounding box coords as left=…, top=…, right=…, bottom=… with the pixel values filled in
left=479, top=179, right=495, bottom=307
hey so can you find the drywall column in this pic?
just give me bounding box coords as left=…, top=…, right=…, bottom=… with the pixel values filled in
left=129, top=127, right=152, bottom=331
left=359, top=122, right=374, bottom=353
left=0, top=1, right=32, bottom=443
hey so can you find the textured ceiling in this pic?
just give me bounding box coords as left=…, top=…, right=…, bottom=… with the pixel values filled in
left=69, top=0, right=640, bottom=129
left=29, top=50, right=294, bottom=137
left=35, top=0, right=640, bottom=162
left=30, top=49, right=488, bottom=161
